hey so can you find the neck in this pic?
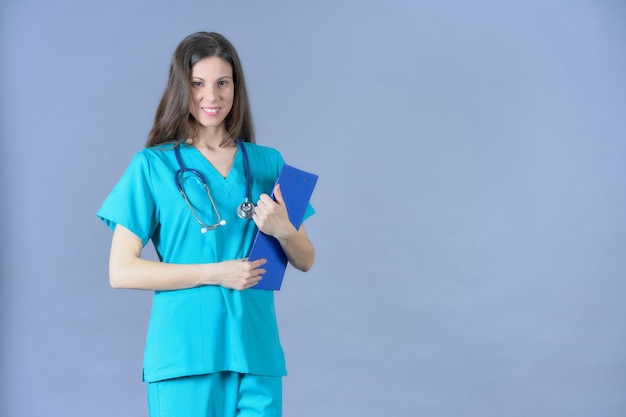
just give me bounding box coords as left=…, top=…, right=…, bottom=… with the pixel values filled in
left=193, top=126, right=232, bottom=150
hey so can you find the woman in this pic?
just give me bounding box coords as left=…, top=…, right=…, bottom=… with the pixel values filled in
left=97, top=31, right=315, bottom=417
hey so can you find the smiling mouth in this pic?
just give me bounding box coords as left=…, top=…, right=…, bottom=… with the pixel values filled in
left=202, top=107, right=220, bottom=115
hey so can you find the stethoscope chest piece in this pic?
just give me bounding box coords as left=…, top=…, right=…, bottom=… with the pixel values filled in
left=237, top=199, right=255, bottom=219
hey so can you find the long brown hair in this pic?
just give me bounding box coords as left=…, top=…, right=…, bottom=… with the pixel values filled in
left=146, top=32, right=255, bottom=147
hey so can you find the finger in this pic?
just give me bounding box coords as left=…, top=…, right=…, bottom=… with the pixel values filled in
left=273, top=184, right=284, bottom=205
left=246, top=277, right=262, bottom=290
left=257, top=193, right=272, bottom=206
left=251, top=258, right=267, bottom=267
left=246, top=271, right=264, bottom=285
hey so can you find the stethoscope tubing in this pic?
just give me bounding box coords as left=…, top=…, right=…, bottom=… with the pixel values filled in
left=174, top=139, right=253, bottom=231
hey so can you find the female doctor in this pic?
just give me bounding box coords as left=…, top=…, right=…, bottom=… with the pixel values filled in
left=97, top=31, right=315, bottom=417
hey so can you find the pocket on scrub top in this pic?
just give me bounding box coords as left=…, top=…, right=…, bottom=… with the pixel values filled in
left=144, top=289, right=203, bottom=376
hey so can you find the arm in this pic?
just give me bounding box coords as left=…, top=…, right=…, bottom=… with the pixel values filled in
left=108, top=224, right=266, bottom=291
left=275, top=225, right=315, bottom=272
left=253, top=184, right=315, bottom=272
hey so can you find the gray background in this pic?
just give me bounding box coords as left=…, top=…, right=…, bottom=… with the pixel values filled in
left=1, top=1, right=625, bottom=416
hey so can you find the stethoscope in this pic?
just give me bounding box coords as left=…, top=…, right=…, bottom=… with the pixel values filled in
left=174, top=139, right=254, bottom=233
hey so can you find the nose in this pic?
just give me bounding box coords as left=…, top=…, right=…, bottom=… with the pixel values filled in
left=203, top=83, right=218, bottom=101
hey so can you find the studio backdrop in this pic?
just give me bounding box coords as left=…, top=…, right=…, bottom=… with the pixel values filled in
left=1, top=1, right=625, bottom=416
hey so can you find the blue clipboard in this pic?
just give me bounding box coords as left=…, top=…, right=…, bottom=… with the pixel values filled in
left=249, top=164, right=318, bottom=290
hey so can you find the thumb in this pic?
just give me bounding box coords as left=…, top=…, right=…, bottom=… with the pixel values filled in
left=273, top=183, right=284, bottom=204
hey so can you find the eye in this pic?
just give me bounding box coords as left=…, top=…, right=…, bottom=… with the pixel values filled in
left=191, top=81, right=203, bottom=87
left=217, top=80, right=229, bottom=87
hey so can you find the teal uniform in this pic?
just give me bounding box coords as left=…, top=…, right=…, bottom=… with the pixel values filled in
left=97, top=141, right=313, bottom=383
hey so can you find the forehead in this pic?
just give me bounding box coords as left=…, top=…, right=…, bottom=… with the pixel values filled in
left=190, top=56, right=233, bottom=78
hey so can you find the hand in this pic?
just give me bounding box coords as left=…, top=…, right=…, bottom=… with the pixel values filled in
left=217, top=258, right=266, bottom=290
left=253, top=184, right=297, bottom=239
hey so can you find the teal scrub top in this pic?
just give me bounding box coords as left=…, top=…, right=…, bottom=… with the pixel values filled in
left=97, top=142, right=314, bottom=382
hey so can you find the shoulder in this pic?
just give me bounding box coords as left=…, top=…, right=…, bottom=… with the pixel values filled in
left=139, top=143, right=178, bottom=158
left=117, top=144, right=178, bottom=179
left=131, top=143, right=178, bottom=165
left=241, top=142, right=285, bottom=179
left=242, top=142, right=284, bottom=164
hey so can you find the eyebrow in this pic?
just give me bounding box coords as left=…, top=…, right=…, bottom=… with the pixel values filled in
left=190, top=76, right=233, bottom=81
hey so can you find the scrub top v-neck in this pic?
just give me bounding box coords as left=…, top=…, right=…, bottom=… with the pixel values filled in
left=184, top=143, right=243, bottom=195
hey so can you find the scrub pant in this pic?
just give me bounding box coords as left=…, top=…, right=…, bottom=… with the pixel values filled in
left=147, top=372, right=282, bottom=417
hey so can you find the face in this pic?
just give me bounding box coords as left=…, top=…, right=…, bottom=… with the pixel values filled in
left=188, top=56, right=235, bottom=133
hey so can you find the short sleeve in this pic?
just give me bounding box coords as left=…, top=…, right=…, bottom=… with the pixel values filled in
left=96, top=152, right=159, bottom=246
left=302, top=203, right=315, bottom=223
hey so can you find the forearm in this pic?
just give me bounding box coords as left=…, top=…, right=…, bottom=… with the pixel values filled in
left=109, top=224, right=265, bottom=291
left=253, top=186, right=315, bottom=272
left=276, top=226, right=315, bottom=272
left=109, top=256, right=221, bottom=291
